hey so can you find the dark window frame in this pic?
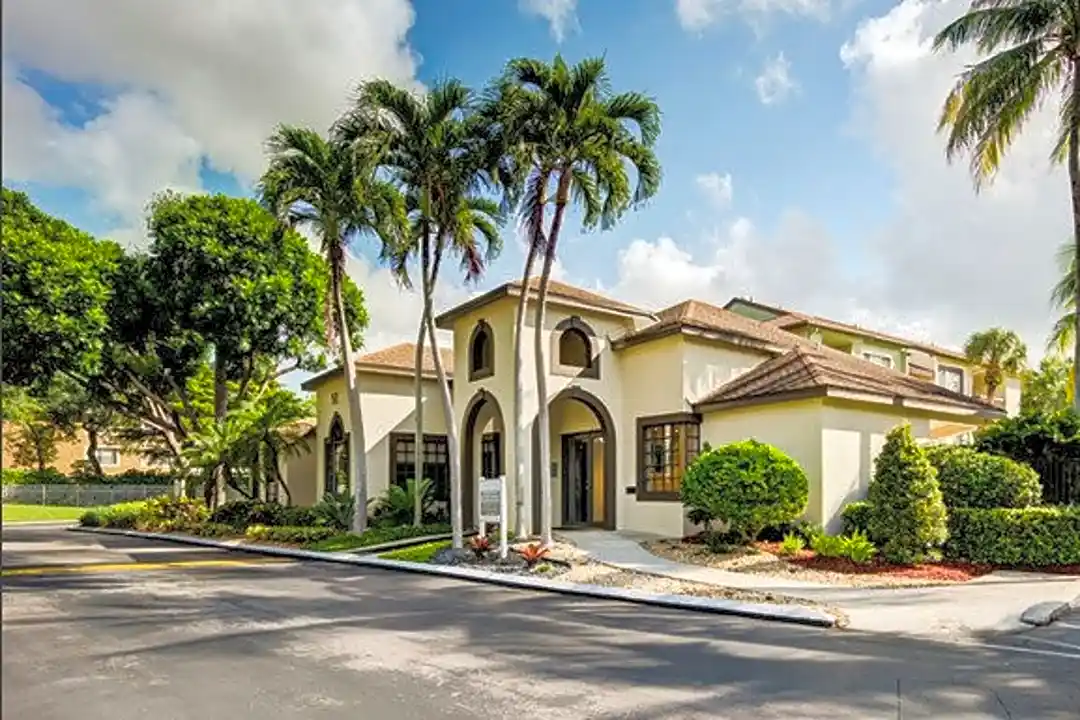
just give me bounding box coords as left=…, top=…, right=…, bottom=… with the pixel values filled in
left=388, top=432, right=451, bottom=504
left=551, top=316, right=600, bottom=380
left=324, top=413, right=349, bottom=496
left=468, top=320, right=494, bottom=381
left=635, top=412, right=702, bottom=501
left=481, top=431, right=502, bottom=478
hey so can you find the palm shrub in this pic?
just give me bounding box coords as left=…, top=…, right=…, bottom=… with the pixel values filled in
left=867, top=425, right=948, bottom=563
left=314, top=492, right=355, bottom=532
left=681, top=440, right=809, bottom=544
left=924, top=444, right=1041, bottom=509
left=370, top=478, right=436, bottom=528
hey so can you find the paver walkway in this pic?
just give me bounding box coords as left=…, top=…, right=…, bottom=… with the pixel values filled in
left=561, top=529, right=1080, bottom=640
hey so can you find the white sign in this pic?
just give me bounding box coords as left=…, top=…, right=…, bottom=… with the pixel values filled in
left=478, top=476, right=508, bottom=559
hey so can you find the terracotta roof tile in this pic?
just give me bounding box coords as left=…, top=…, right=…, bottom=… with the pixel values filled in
left=508, top=277, right=652, bottom=317
left=618, top=299, right=808, bottom=351
left=695, top=346, right=999, bottom=414
left=356, top=342, right=454, bottom=375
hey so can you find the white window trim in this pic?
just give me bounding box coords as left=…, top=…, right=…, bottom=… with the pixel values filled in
left=861, top=351, right=893, bottom=369
left=94, top=447, right=121, bottom=468
left=937, top=365, right=965, bottom=393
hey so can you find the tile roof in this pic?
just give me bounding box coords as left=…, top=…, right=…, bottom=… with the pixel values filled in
left=615, top=299, right=810, bottom=351
left=356, top=342, right=454, bottom=375
left=694, top=345, right=1000, bottom=414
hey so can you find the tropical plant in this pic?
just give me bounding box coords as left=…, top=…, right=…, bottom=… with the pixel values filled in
left=371, top=478, right=436, bottom=528
left=313, top=491, right=357, bottom=532
left=842, top=531, right=877, bottom=564
left=1050, top=240, right=1076, bottom=354
left=469, top=533, right=493, bottom=559
left=962, top=328, right=1027, bottom=401
left=866, top=424, right=948, bottom=564
left=517, top=541, right=550, bottom=568
left=779, top=533, right=805, bottom=557
left=488, top=55, right=662, bottom=544
left=337, top=79, right=503, bottom=539
left=1021, top=354, right=1072, bottom=415
left=932, top=5, right=1080, bottom=408
left=259, top=125, right=404, bottom=532
left=810, top=534, right=846, bottom=559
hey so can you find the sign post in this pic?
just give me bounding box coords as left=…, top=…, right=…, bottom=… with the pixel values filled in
left=479, top=476, right=508, bottom=559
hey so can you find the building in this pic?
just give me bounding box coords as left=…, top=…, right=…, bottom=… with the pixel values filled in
left=1, top=423, right=161, bottom=475
left=301, top=279, right=1009, bottom=536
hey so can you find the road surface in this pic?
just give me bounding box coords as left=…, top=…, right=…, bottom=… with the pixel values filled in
left=2, top=524, right=1078, bottom=719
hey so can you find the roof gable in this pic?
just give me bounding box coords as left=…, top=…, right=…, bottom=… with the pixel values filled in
left=300, top=342, right=453, bottom=391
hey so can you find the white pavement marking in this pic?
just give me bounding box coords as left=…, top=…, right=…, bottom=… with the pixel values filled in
left=970, top=642, right=1080, bottom=661
left=1023, top=637, right=1080, bottom=652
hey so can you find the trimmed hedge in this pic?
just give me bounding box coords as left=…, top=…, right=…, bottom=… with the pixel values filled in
left=945, top=506, right=1080, bottom=566
left=306, top=523, right=452, bottom=552
left=681, top=439, right=809, bottom=542
left=841, top=501, right=872, bottom=537
left=925, top=445, right=1041, bottom=509
left=244, top=524, right=337, bottom=544
left=3, top=468, right=175, bottom=486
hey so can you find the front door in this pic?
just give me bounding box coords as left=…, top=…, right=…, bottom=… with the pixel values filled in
left=562, top=432, right=604, bottom=526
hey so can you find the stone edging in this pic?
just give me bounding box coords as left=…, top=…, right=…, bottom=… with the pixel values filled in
left=1020, top=594, right=1080, bottom=628
left=68, top=526, right=838, bottom=629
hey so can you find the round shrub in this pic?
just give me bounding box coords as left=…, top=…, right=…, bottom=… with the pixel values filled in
left=680, top=439, right=809, bottom=543
left=924, top=444, right=1041, bottom=509
left=867, top=424, right=948, bottom=564
left=841, top=501, right=873, bottom=537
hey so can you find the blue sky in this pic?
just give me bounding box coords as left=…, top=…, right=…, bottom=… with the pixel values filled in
left=1, top=0, right=1065, bottom=358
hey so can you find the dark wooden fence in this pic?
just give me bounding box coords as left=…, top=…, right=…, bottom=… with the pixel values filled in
left=1031, top=457, right=1080, bottom=506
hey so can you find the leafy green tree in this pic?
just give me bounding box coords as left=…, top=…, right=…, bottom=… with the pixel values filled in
left=963, top=328, right=1027, bottom=401
left=933, top=3, right=1080, bottom=409
left=867, top=425, right=948, bottom=563
left=488, top=55, right=662, bottom=544
left=1, top=187, right=121, bottom=388
left=338, top=79, right=502, bottom=540
left=259, top=126, right=404, bottom=532
left=1, top=386, right=68, bottom=471
left=1022, top=354, right=1072, bottom=415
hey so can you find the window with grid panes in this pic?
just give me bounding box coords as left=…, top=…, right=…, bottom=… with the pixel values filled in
left=391, top=434, right=450, bottom=503
left=638, top=417, right=701, bottom=500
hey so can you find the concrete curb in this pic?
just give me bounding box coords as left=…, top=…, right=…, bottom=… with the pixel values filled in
left=1020, top=595, right=1080, bottom=627
left=3, top=520, right=79, bottom=527
left=69, top=526, right=837, bottom=628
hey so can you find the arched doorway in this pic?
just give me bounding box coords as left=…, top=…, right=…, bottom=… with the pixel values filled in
left=532, top=387, right=616, bottom=531
left=324, top=413, right=349, bottom=496
left=461, top=390, right=506, bottom=530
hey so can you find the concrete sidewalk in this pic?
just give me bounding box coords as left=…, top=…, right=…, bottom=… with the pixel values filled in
left=561, top=529, right=1080, bottom=640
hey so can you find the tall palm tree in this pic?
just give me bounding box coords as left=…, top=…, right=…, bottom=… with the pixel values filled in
left=1050, top=239, right=1075, bottom=353
left=258, top=126, right=404, bottom=533
left=336, top=79, right=502, bottom=547
left=491, top=55, right=662, bottom=545
left=963, top=327, right=1028, bottom=402
left=933, top=1, right=1080, bottom=409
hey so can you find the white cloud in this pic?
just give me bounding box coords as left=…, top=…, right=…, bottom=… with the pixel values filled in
left=754, top=53, right=796, bottom=105
left=520, top=0, right=578, bottom=42
left=608, top=0, right=1061, bottom=357
left=695, top=172, right=734, bottom=209
left=675, top=0, right=829, bottom=32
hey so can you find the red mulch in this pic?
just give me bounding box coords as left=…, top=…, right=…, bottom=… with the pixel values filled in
left=752, top=541, right=1080, bottom=582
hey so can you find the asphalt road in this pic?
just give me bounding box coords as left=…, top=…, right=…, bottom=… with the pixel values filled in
left=2, top=525, right=1078, bottom=719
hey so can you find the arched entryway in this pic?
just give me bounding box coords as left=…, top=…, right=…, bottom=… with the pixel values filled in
left=532, top=387, right=616, bottom=531
left=461, top=390, right=506, bottom=530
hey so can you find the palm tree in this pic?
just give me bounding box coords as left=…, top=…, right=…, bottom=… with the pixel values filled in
left=1050, top=240, right=1075, bottom=353
left=258, top=126, right=405, bottom=533
left=933, top=1, right=1080, bottom=409
left=336, top=79, right=502, bottom=547
left=491, top=55, right=662, bottom=544
left=963, top=328, right=1028, bottom=402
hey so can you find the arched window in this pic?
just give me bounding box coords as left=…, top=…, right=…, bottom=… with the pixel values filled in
left=559, top=328, right=591, bottom=368
left=324, top=414, right=349, bottom=496
left=469, top=321, right=494, bottom=381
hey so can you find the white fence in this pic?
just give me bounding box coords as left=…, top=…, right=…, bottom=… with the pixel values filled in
left=1, top=484, right=173, bottom=507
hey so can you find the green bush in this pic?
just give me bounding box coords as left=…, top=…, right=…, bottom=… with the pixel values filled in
left=945, top=506, right=1080, bottom=566
left=380, top=539, right=451, bottom=562
left=2, top=468, right=68, bottom=485
left=841, top=531, right=877, bottom=564
left=209, top=500, right=287, bottom=528
left=244, top=524, right=337, bottom=544
left=2, top=468, right=174, bottom=486
left=810, top=534, right=846, bottom=558
left=925, top=444, right=1041, bottom=509
left=189, top=523, right=238, bottom=538
left=97, top=501, right=148, bottom=529
left=779, top=533, right=805, bottom=556
left=280, top=505, right=319, bottom=527
left=974, top=410, right=1080, bottom=505
left=313, top=492, right=355, bottom=532
left=841, top=501, right=873, bottom=537
left=867, top=424, right=948, bottom=564
left=370, top=478, right=438, bottom=527
left=139, top=496, right=208, bottom=526
left=79, top=510, right=102, bottom=527
left=305, top=523, right=452, bottom=552
left=681, top=440, right=809, bottom=543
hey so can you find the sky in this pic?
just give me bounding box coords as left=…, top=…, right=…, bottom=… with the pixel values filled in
left=1, top=0, right=1066, bottom=372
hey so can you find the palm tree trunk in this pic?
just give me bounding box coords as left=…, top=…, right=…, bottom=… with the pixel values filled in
left=1070, top=64, right=1080, bottom=411
left=212, top=352, right=229, bottom=507
left=425, top=307, right=460, bottom=548
left=332, top=259, right=368, bottom=533
left=85, top=425, right=104, bottom=476
left=534, top=170, right=573, bottom=548
left=412, top=231, right=431, bottom=527
left=512, top=243, right=539, bottom=538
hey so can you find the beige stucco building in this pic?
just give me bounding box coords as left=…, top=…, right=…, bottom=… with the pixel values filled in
left=301, top=279, right=1011, bottom=537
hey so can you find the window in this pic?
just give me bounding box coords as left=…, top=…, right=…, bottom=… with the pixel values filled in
left=391, top=434, right=450, bottom=505
left=938, top=366, right=964, bottom=394
left=94, top=448, right=120, bottom=468
left=324, top=414, right=349, bottom=495
left=481, top=432, right=502, bottom=478
left=559, top=329, right=592, bottom=368
left=862, top=352, right=893, bottom=369
left=636, top=414, right=701, bottom=500
left=469, top=321, right=494, bottom=381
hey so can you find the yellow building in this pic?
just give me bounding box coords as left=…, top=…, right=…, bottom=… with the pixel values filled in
left=301, top=280, right=1008, bottom=536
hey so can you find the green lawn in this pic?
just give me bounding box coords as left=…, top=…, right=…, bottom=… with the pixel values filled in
left=2, top=504, right=90, bottom=523
left=379, top=539, right=451, bottom=562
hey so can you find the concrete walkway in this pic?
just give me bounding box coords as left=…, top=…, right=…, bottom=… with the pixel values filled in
left=561, top=529, right=1080, bottom=640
